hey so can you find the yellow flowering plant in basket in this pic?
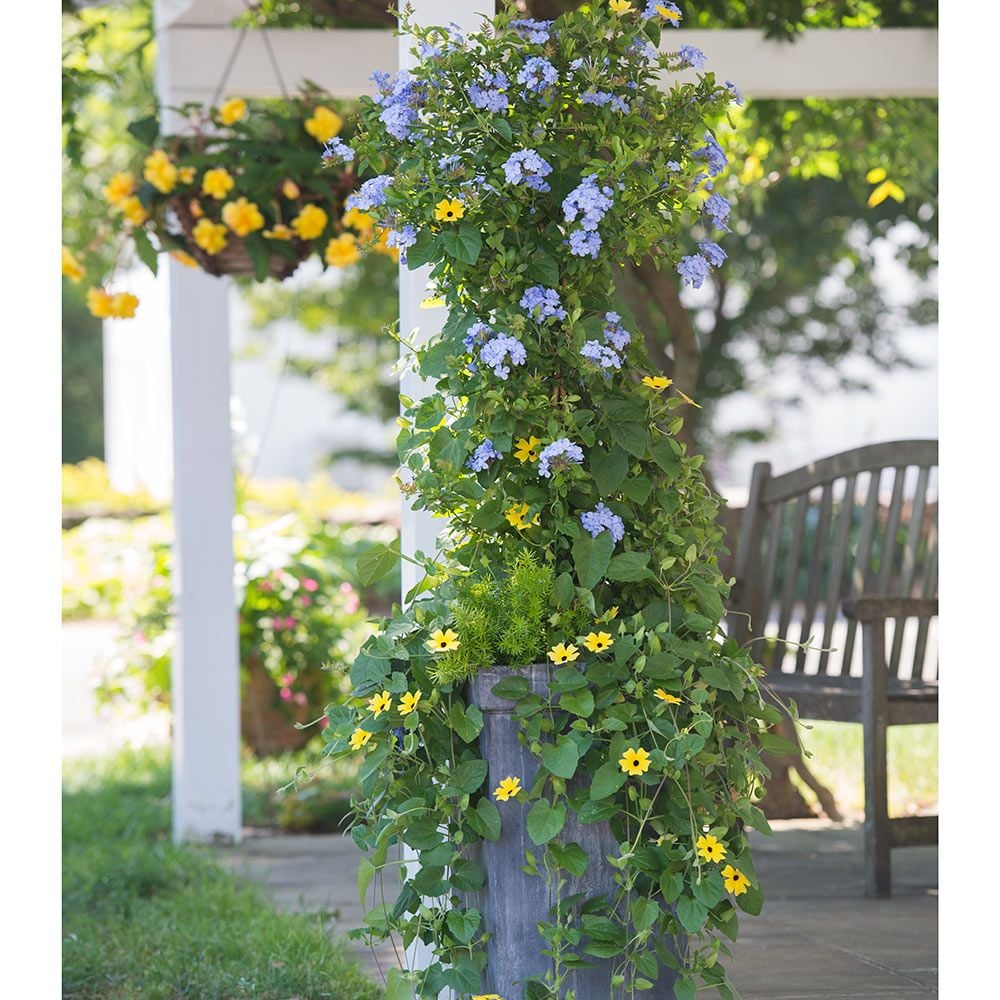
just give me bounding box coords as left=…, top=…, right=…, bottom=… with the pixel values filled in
left=65, top=85, right=399, bottom=319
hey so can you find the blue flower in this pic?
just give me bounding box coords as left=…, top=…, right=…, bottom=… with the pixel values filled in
left=679, top=45, right=707, bottom=70
left=563, top=174, right=614, bottom=231
left=321, top=137, right=355, bottom=164
left=467, top=439, right=503, bottom=472
left=677, top=254, right=711, bottom=288
left=693, top=132, right=727, bottom=178
left=387, top=225, right=418, bottom=251
left=520, top=286, right=567, bottom=321
left=438, top=154, right=461, bottom=172
left=517, top=57, right=558, bottom=93
left=502, top=149, right=554, bottom=192
left=347, top=174, right=393, bottom=212
left=643, top=1, right=682, bottom=24
left=468, top=68, right=510, bottom=113
left=510, top=18, right=552, bottom=44
left=480, top=333, right=527, bottom=380
left=568, top=228, right=602, bottom=258
left=580, top=503, right=625, bottom=544
left=725, top=80, right=744, bottom=106
left=373, top=70, right=424, bottom=141
left=580, top=340, right=622, bottom=371
left=463, top=321, right=493, bottom=353
left=703, top=192, right=732, bottom=232
left=537, top=438, right=584, bottom=478
left=699, top=240, right=727, bottom=268
left=603, top=312, right=631, bottom=352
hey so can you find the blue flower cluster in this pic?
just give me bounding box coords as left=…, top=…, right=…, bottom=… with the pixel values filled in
left=581, top=91, right=630, bottom=113
left=321, top=137, right=355, bottom=164
left=517, top=57, right=558, bottom=94
left=580, top=340, right=622, bottom=371
left=563, top=175, right=614, bottom=258
left=467, top=439, right=503, bottom=472
left=510, top=19, right=552, bottom=44
left=693, top=132, right=727, bottom=179
left=502, top=149, right=553, bottom=192
left=603, top=312, right=631, bottom=352
left=699, top=240, right=727, bottom=267
left=372, top=70, right=423, bottom=142
left=387, top=224, right=418, bottom=252
left=677, top=254, right=712, bottom=289
left=725, top=79, right=744, bottom=106
left=480, top=333, right=527, bottom=380
left=703, top=192, right=732, bottom=232
left=679, top=45, right=707, bottom=70
left=520, top=286, right=567, bottom=322
left=581, top=503, right=625, bottom=544
left=537, top=438, right=584, bottom=478
left=347, top=174, right=392, bottom=212
left=469, top=68, right=510, bottom=113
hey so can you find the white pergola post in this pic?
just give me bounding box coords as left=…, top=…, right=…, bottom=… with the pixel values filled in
left=156, top=0, right=244, bottom=843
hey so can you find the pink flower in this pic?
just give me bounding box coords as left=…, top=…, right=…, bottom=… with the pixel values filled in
left=281, top=673, right=294, bottom=686
left=300, top=595, right=312, bottom=607
left=279, top=687, right=292, bottom=701
left=302, top=577, right=319, bottom=592
left=293, top=692, right=307, bottom=706
left=339, top=581, right=355, bottom=595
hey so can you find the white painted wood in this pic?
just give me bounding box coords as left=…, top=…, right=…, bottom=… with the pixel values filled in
left=162, top=26, right=937, bottom=102
left=156, top=0, right=242, bottom=843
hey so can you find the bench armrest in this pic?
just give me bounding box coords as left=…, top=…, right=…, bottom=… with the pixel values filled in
left=842, top=596, right=938, bottom=623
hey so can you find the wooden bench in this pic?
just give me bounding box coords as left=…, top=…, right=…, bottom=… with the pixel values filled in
left=728, top=440, right=938, bottom=897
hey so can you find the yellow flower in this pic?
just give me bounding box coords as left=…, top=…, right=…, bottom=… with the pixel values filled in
left=342, top=207, right=375, bottom=234
left=108, top=292, right=139, bottom=319
left=596, top=606, right=619, bottom=623
left=143, top=149, right=178, bottom=194
left=473, top=995, right=502, bottom=1000
left=104, top=171, right=135, bottom=206
left=178, top=166, right=196, bottom=184
left=505, top=503, right=539, bottom=531
left=62, top=247, right=85, bottom=284
left=547, top=642, right=579, bottom=664
left=655, top=3, right=681, bottom=20
left=721, top=864, right=750, bottom=896
left=493, top=776, right=522, bottom=802
left=642, top=375, right=673, bottom=391
left=282, top=179, right=300, bottom=200
left=867, top=178, right=905, bottom=208
left=291, top=204, right=329, bottom=241
left=88, top=287, right=138, bottom=319
left=654, top=689, right=682, bottom=705
left=86, top=287, right=113, bottom=318
left=305, top=106, right=343, bottom=143
left=192, top=218, right=229, bottom=256
left=583, top=631, right=614, bottom=653
left=398, top=690, right=422, bottom=716
left=513, top=436, right=541, bottom=463
left=349, top=727, right=373, bottom=751
left=218, top=96, right=247, bottom=126
left=618, top=746, right=651, bottom=776
left=695, top=833, right=727, bottom=864
left=170, top=250, right=200, bottom=268
left=263, top=224, right=295, bottom=241
left=222, top=197, right=265, bottom=237
left=434, top=198, right=465, bottom=223
left=120, top=196, right=149, bottom=226
left=609, top=0, right=633, bottom=13
left=201, top=167, right=235, bottom=200
left=189, top=198, right=204, bottom=219
left=866, top=167, right=887, bottom=184
left=324, top=233, right=361, bottom=268
left=367, top=690, right=392, bottom=719
left=426, top=628, right=460, bottom=653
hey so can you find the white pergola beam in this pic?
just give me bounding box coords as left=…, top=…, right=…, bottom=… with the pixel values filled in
left=161, top=26, right=937, bottom=102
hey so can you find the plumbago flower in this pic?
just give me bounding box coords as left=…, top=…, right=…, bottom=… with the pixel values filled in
left=324, top=5, right=774, bottom=998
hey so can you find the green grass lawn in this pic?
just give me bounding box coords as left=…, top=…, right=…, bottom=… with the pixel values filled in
left=63, top=749, right=380, bottom=1000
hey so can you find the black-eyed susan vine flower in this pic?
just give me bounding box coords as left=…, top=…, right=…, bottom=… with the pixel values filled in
left=547, top=642, right=579, bottom=664
left=505, top=503, right=539, bottom=530
left=642, top=375, right=672, bottom=390
left=348, top=727, right=373, bottom=751
left=472, top=994, right=502, bottom=1000
left=654, top=688, right=682, bottom=705
left=426, top=628, right=460, bottom=652
left=513, top=436, right=541, bottom=462
left=721, top=864, right=750, bottom=896
left=367, top=691, right=392, bottom=718
left=610, top=0, right=633, bottom=14
left=398, top=690, right=422, bottom=716
left=696, top=833, right=727, bottom=864
left=583, top=631, right=614, bottom=652
left=434, top=197, right=465, bottom=222
left=618, top=746, right=652, bottom=776
left=493, top=776, right=522, bottom=801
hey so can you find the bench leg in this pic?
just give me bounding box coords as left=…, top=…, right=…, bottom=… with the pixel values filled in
left=861, top=619, right=891, bottom=898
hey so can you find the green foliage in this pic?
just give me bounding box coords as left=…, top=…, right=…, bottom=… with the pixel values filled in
left=62, top=286, right=105, bottom=463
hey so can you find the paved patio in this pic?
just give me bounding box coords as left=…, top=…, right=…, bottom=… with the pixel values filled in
left=218, top=820, right=937, bottom=998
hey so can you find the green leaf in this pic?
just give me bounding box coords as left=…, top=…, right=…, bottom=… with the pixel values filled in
left=590, top=445, right=629, bottom=495
left=449, top=858, right=486, bottom=891
left=449, top=702, right=484, bottom=743
left=589, top=760, right=628, bottom=800
left=527, top=799, right=567, bottom=845
left=699, top=662, right=744, bottom=695
left=692, top=871, right=725, bottom=908
left=527, top=249, right=560, bottom=286
left=493, top=117, right=513, bottom=142
left=357, top=857, right=375, bottom=906
left=606, top=551, right=653, bottom=582
left=559, top=688, right=595, bottom=718
left=554, top=571, right=575, bottom=609
left=357, top=542, right=400, bottom=586
left=540, top=738, right=580, bottom=779
left=445, top=907, right=481, bottom=945
left=467, top=798, right=501, bottom=841
left=442, top=221, right=482, bottom=264
left=673, top=978, right=697, bottom=1000
left=491, top=674, right=532, bottom=700
left=405, top=228, right=437, bottom=269
left=449, top=759, right=488, bottom=795
left=675, top=895, right=709, bottom=933
left=622, top=476, right=652, bottom=504
left=578, top=799, right=620, bottom=824
left=385, top=967, right=416, bottom=1000
left=758, top=732, right=800, bottom=757
left=126, top=115, right=159, bottom=146
left=549, top=841, right=589, bottom=878
left=572, top=531, right=614, bottom=590
left=132, top=227, right=159, bottom=275
left=630, top=896, right=661, bottom=932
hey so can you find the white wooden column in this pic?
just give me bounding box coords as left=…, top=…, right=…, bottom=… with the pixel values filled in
left=156, top=0, right=244, bottom=843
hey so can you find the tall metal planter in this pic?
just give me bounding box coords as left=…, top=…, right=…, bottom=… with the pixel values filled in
left=469, top=664, right=684, bottom=999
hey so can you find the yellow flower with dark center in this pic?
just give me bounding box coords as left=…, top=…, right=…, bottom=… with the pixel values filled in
left=349, top=727, right=373, bottom=751
left=291, top=204, right=329, bottom=241
left=426, top=628, right=460, bottom=652
left=398, top=690, right=422, bottom=716
left=695, top=833, right=727, bottom=863
left=86, top=287, right=113, bottom=318
left=222, top=197, right=265, bottom=237
left=642, top=375, right=672, bottom=391
left=104, top=171, right=135, bottom=206
left=434, top=198, right=465, bottom=223
left=108, top=292, right=139, bottom=319
left=143, top=149, right=178, bottom=194
left=202, top=167, right=235, bottom=200
left=218, top=96, right=247, bottom=125
left=120, top=196, right=149, bottom=226
left=547, top=642, right=579, bottom=664
left=62, top=247, right=85, bottom=284
left=505, top=503, right=539, bottom=531
left=583, top=631, right=614, bottom=653
left=170, top=250, right=199, bottom=268
left=342, top=207, right=375, bottom=234
left=178, top=166, right=196, bottom=184
left=610, top=0, right=633, bottom=13
left=656, top=3, right=681, bottom=20
left=304, top=106, right=343, bottom=143
left=493, top=776, right=522, bottom=802
left=282, top=179, right=300, bottom=200
left=324, top=233, right=361, bottom=268
left=721, top=864, right=750, bottom=896
left=263, top=224, right=295, bottom=241
left=654, top=689, right=682, bottom=705
left=192, top=218, right=229, bottom=256
left=367, top=690, right=392, bottom=719
left=513, top=436, right=541, bottom=463
left=618, top=746, right=651, bottom=776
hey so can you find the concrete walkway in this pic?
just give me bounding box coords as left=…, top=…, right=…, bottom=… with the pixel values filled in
left=218, top=820, right=937, bottom=998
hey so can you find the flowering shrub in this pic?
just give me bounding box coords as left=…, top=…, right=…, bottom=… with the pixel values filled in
left=321, top=3, right=780, bottom=996
left=63, top=87, right=398, bottom=318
